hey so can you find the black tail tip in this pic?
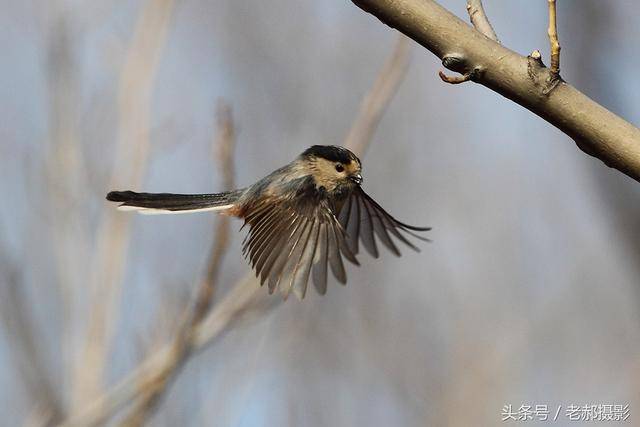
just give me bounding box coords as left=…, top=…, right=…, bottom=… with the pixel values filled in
left=106, top=190, right=135, bottom=202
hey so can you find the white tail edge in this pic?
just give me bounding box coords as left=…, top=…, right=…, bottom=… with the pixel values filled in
left=117, top=204, right=234, bottom=215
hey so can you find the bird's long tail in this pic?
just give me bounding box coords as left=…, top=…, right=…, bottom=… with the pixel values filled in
left=106, top=190, right=243, bottom=215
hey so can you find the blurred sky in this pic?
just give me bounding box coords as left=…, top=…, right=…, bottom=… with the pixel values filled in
left=2, top=1, right=640, bottom=426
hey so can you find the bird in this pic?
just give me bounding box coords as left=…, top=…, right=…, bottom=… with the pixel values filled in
left=106, top=145, right=430, bottom=299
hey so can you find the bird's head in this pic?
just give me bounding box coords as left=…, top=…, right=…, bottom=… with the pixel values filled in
left=300, top=145, right=362, bottom=193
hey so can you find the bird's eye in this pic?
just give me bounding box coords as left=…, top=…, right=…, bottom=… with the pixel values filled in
left=335, top=164, right=345, bottom=173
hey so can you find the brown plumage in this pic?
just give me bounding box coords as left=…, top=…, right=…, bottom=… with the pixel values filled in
left=106, top=145, right=430, bottom=299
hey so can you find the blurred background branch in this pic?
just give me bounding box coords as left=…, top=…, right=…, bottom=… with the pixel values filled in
left=119, top=102, right=237, bottom=427
left=343, top=35, right=411, bottom=157
left=72, top=0, right=175, bottom=411
left=0, top=250, right=64, bottom=426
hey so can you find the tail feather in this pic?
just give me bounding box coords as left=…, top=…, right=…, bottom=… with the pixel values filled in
left=106, top=190, right=242, bottom=215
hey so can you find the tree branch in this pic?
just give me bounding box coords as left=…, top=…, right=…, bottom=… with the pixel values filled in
left=466, top=0, right=499, bottom=42
left=351, top=0, right=640, bottom=184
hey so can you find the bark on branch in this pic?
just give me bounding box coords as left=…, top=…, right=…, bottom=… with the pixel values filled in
left=351, top=0, right=640, bottom=183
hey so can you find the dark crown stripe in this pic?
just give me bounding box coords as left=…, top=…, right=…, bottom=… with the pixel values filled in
left=301, top=145, right=359, bottom=164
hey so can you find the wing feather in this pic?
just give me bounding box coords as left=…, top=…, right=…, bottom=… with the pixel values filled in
left=335, top=222, right=359, bottom=265
left=247, top=208, right=294, bottom=267
left=241, top=185, right=425, bottom=298
left=291, top=220, right=321, bottom=299
left=360, top=190, right=431, bottom=244
left=363, top=195, right=400, bottom=256
left=337, top=187, right=431, bottom=257
left=280, top=219, right=314, bottom=299
left=267, top=216, right=308, bottom=294
left=312, top=223, right=329, bottom=295
left=343, top=195, right=360, bottom=254
left=327, top=222, right=347, bottom=284
left=264, top=215, right=305, bottom=292
left=257, top=212, right=303, bottom=286
left=254, top=215, right=294, bottom=280
left=243, top=206, right=285, bottom=263
left=356, top=194, right=379, bottom=258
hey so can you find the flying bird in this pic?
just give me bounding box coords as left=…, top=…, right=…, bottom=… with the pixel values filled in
left=106, top=145, right=430, bottom=298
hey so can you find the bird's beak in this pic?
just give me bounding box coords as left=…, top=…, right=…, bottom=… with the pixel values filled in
left=350, top=173, right=363, bottom=185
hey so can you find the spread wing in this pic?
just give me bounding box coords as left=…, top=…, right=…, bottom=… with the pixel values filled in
left=337, top=187, right=431, bottom=258
left=241, top=197, right=358, bottom=299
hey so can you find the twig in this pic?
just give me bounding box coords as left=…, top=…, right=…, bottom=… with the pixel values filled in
left=119, top=102, right=237, bottom=426
left=71, top=0, right=175, bottom=411
left=466, top=0, right=499, bottom=42
left=351, top=0, right=640, bottom=183
left=59, top=33, right=411, bottom=427
left=547, top=0, right=561, bottom=77
left=343, top=34, right=411, bottom=157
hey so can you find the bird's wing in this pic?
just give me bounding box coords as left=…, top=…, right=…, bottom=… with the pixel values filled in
left=242, top=197, right=358, bottom=299
left=337, top=187, right=431, bottom=258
